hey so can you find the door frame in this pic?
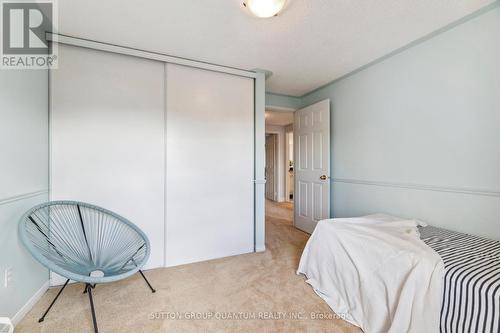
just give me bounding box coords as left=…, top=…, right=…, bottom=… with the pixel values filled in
left=284, top=127, right=294, bottom=203
left=265, top=133, right=278, bottom=201
left=265, top=110, right=296, bottom=203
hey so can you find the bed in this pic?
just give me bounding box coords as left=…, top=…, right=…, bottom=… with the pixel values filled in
left=419, top=225, right=500, bottom=333
left=297, top=214, right=500, bottom=333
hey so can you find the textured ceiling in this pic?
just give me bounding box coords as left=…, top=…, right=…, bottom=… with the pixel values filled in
left=58, top=0, right=495, bottom=96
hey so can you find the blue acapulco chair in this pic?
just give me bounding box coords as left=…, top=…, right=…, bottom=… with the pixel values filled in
left=19, top=201, right=156, bottom=333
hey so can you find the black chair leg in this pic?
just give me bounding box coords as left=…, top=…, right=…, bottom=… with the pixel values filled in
left=39, top=279, right=70, bottom=323
left=139, top=270, right=156, bottom=293
left=40, top=277, right=146, bottom=332
left=86, top=284, right=99, bottom=333
left=83, top=283, right=95, bottom=294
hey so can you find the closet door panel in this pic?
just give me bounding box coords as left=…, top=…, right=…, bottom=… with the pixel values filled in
left=50, top=45, right=165, bottom=272
left=165, top=64, right=254, bottom=266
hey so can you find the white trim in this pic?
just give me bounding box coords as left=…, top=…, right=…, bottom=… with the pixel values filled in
left=49, top=273, right=76, bottom=287
left=46, top=33, right=258, bottom=79
left=254, top=72, right=266, bottom=253
left=265, top=106, right=297, bottom=112
left=284, top=129, right=293, bottom=203
left=11, top=281, right=49, bottom=326
left=255, top=245, right=266, bottom=252
left=265, top=128, right=285, bottom=202
left=333, top=178, right=500, bottom=197
left=0, top=190, right=48, bottom=206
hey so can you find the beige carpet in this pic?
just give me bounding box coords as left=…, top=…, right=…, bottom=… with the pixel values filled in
left=16, top=200, right=360, bottom=333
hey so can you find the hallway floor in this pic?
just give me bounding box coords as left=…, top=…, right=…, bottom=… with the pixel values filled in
left=16, top=201, right=359, bottom=333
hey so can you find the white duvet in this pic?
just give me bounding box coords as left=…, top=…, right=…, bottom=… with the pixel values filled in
left=297, top=214, right=444, bottom=333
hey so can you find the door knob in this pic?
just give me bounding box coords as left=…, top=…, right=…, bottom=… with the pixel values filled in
left=320, top=175, right=328, bottom=181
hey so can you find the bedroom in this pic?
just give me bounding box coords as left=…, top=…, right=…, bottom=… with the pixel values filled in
left=1, top=1, right=499, bottom=332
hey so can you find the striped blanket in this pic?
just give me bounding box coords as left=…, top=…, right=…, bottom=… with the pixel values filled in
left=419, top=226, right=500, bottom=333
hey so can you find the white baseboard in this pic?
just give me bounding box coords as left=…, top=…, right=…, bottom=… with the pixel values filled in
left=11, top=281, right=49, bottom=326
left=256, top=245, right=266, bottom=252
left=50, top=272, right=78, bottom=287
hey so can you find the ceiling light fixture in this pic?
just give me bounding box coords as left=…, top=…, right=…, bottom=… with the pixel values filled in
left=243, top=0, right=287, bottom=18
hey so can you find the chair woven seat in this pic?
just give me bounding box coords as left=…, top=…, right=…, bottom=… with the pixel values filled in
left=19, top=201, right=150, bottom=285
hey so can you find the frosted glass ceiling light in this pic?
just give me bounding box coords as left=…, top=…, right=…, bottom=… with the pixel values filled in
left=243, top=0, right=287, bottom=18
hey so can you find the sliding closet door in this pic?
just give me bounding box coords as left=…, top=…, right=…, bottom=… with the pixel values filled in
left=50, top=45, right=165, bottom=274
left=165, top=64, right=254, bottom=267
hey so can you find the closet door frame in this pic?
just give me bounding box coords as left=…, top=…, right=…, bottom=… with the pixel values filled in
left=48, top=33, right=267, bottom=263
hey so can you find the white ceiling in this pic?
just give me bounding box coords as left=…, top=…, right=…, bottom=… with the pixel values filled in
left=266, top=110, right=294, bottom=126
left=58, top=0, right=495, bottom=96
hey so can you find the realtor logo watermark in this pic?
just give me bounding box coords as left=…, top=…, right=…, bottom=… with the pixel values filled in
left=1, top=0, right=57, bottom=69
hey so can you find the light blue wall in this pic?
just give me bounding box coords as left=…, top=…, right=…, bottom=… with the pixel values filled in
left=266, top=92, right=301, bottom=110
left=301, top=5, right=500, bottom=240
left=0, top=70, right=49, bottom=320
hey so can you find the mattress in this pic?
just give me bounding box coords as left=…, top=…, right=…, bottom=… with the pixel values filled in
left=419, top=226, right=500, bottom=333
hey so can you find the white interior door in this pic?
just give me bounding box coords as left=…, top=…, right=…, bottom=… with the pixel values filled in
left=265, top=134, right=277, bottom=201
left=50, top=45, right=165, bottom=284
left=294, top=99, right=330, bottom=233
left=165, top=64, right=254, bottom=267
